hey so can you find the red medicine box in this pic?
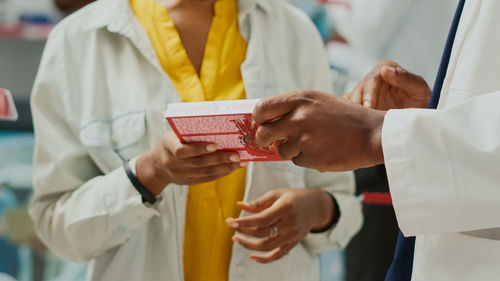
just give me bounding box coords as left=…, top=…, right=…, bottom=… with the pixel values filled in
left=0, top=89, right=9, bottom=118
left=165, top=99, right=284, bottom=162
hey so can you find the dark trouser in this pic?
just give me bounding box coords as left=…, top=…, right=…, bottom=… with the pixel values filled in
left=345, top=165, right=399, bottom=281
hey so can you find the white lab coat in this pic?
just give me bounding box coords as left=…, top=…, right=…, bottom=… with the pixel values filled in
left=382, top=1, right=500, bottom=280
left=327, top=0, right=457, bottom=90
left=28, top=0, right=363, bottom=280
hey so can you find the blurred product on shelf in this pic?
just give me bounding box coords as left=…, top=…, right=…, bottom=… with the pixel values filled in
left=0, top=21, right=53, bottom=40
left=0, top=0, right=61, bottom=40
left=0, top=0, right=61, bottom=24
left=0, top=132, right=86, bottom=281
left=0, top=188, right=19, bottom=278
left=284, top=0, right=333, bottom=40
left=0, top=89, right=17, bottom=121
left=4, top=208, right=34, bottom=244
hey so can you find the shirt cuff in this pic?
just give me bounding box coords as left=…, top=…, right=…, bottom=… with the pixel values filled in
left=382, top=109, right=432, bottom=236
left=101, top=157, right=160, bottom=231
left=304, top=192, right=363, bottom=252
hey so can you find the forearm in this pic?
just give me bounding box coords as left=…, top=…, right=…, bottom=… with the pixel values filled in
left=30, top=158, right=159, bottom=262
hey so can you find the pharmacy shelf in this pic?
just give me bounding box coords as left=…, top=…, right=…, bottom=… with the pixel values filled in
left=0, top=23, right=54, bottom=40
left=0, top=99, right=33, bottom=131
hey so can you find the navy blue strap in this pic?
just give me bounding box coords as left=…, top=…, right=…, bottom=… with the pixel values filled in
left=384, top=1, right=466, bottom=280
left=123, top=160, right=157, bottom=205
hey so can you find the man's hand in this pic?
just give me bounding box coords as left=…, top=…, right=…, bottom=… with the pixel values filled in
left=253, top=91, right=386, bottom=172
left=345, top=60, right=431, bottom=110
left=226, top=188, right=335, bottom=264
left=136, top=131, right=245, bottom=196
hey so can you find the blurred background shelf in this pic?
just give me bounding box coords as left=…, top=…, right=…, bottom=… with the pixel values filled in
left=0, top=23, right=53, bottom=41
left=0, top=36, right=45, bottom=131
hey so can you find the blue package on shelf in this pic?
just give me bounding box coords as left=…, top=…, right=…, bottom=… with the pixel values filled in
left=19, top=14, right=53, bottom=24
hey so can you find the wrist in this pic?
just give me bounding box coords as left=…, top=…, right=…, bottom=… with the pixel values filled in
left=367, top=109, right=386, bottom=166
left=136, top=152, right=171, bottom=196
left=311, top=191, right=336, bottom=232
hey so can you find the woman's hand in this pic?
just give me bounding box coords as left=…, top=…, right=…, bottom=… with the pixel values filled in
left=136, top=131, right=245, bottom=196
left=226, top=188, right=336, bottom=264
left=344, top=59, right=431, bottom=110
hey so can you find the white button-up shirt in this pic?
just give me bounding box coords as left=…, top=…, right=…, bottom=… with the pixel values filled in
left=29, top=0, right=363, bottom=280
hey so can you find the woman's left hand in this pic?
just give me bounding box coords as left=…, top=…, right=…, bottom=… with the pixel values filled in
left=226, top=188, right=336, bottom=264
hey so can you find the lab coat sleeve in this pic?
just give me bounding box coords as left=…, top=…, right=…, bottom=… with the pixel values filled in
left=302, top=169, right=363, bottom=252
left=383, top=91, right=500, bottom=236
left=29, top=31, right=159, bottom=263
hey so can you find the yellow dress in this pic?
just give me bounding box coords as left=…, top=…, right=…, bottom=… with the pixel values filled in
left=131, top=0, right=247, bottom=280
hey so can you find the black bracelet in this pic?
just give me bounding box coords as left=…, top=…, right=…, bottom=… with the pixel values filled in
left=310, top=193, right=341, bottom=233
left=123, top=160, right=157, bottom=205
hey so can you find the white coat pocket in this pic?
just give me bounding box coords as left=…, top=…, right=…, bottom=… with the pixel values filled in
left=79, top=111, right=148, bottom=172
left=412, top=232, right=500, bottom=281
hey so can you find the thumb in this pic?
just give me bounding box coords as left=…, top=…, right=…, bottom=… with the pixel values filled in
left=253, top=92, right=301, bottom=124
left=380, top=65, right=427, bottom=93
left=237, top=191, right=279, bottom=213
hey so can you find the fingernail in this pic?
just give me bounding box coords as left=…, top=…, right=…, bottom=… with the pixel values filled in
left=387, top=67, right=396, bottom=77
left=236, top=201, right=247, bottom=209
left=230, top=155, right=240, bottom=162
left=207, top=144, right=217, bottom=152
left=363, top=99, right=371, bottom=107
left=226, top=218, right=239, bottom=228
left=239, top=162, right=248, bottom=167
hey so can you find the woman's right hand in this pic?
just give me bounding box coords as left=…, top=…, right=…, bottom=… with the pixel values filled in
left=136, top=131, right=245, bottom=196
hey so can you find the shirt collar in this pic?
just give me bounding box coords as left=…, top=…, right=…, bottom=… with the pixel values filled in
left=86, top=0, right=271, bottom=35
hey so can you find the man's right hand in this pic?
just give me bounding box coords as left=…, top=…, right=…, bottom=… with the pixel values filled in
left=136, top=131, right=245, bottom=196
left=344, top=59, right=431, bottom=110
left=253, top=91, right=386, bottom=172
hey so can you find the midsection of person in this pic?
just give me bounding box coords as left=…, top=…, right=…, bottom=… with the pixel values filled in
left=28, top=0, right=363, bottom=280
left=131, top=0, right=247, bottom=280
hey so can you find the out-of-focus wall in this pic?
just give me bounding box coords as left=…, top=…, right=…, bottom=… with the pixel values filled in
left=0, top=40, right=45, bottom=101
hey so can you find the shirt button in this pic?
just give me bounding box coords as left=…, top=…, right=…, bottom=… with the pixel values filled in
left=236, top=264, right=246, bottom=273
left=111, top=134, right=118, bottom=143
